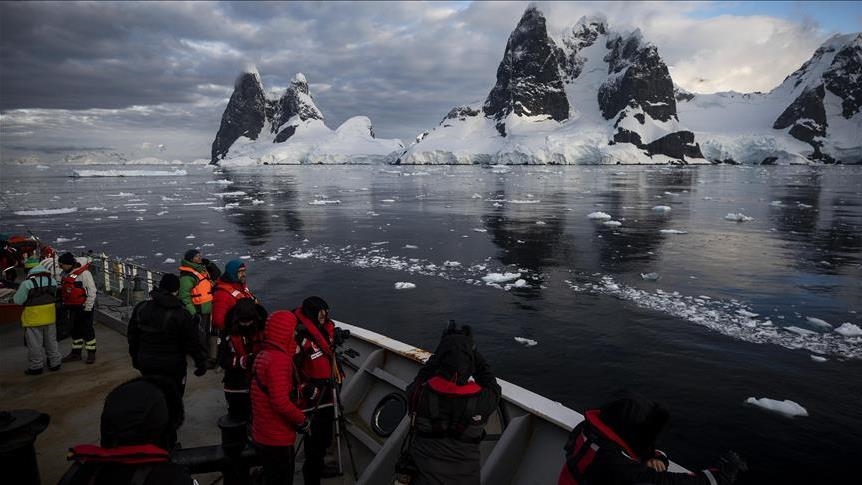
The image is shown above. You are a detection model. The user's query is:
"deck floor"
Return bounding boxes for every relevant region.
[0,301,351,484]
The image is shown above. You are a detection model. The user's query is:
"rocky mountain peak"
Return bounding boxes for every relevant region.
[271,72,325,142]
[482,5,569,136]
[211,71,267,164]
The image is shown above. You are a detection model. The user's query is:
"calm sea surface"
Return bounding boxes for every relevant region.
[2,163,861,484]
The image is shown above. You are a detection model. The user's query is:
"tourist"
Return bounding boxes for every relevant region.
[178,249,215,367]
[59,252,98,364]
[13,264,62,375]
[218,297,267,421]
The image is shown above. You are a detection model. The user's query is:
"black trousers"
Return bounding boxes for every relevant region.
[225,391,251,422]
[67,305,95,343]
[256,444,295,485]
[303,407,334,485]
[142,371,187,398]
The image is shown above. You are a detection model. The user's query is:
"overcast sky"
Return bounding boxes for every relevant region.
[1,1,860,162]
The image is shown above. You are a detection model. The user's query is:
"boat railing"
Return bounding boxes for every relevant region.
[88,254,164,308]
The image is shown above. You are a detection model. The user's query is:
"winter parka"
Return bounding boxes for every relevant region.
[250,310,307,447]
[13,265,57,327]
[127,289,208,376]
[178,259,212,315]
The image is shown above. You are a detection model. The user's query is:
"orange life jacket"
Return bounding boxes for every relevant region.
[179,265,213,305]
[61,264,91,305]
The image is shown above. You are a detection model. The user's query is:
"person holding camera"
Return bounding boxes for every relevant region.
[293,296,346,485]
[558,390,747,485]
[401,322,502,485]
[251,310,310,485]
[127,274,209,397]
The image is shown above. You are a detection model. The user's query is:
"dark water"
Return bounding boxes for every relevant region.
[3,163,861,484]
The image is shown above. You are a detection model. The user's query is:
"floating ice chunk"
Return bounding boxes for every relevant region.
[536,221,546,225]
[370,241,389,246]
[514,337,538,347]
[805,317,832,329]
[73,169,186,177]
[784,326,816,336]
[206,179,233,185]
[745,397,808,418]
[737,309,759,318]
[394,282,416,290]
[797,203,812,209]
[290,251,314,259]
[156,211,168,216]
[640,272,660,281]
[163,258,176,263]
[482,272,521,283]
[505,279,528,290]
[652,205,671,212]
[185,234,196,239]
[381,199,396,203]
[14,207,78,216]
[56,237,76,243]
[309,199,341,205]
[588,211,612,220]
[810,354,827,363]
[770,200,783,207]
[251,199,265,205]
[603,220,622,227]
[659,229,688,234]
[214,191,246,197]
[85,207,107,211]
[473,228,488,232]
[404,245,418,249]
[239,255,251,260]
[834,323,862,337]
[444,261,461,267]
[471,193,482,199]
[725,213,754,222]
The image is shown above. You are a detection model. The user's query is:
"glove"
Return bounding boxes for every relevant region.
[194,366,207,377]
[295,418,311,435]
[717,451,748,483]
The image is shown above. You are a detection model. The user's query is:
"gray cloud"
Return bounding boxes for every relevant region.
[0,1,849,161]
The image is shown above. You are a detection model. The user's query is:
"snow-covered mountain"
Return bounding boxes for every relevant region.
[397,6,861,165]
[211,70,402,165]
[677,33,861,164]
[397,7,705,165]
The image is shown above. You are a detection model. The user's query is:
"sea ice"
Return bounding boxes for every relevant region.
[725,213,755,222]
[810,355,828,362]
[14,207,78,216]
[588,212,612,220]
[805,317,832,329]
[482,272,521,283]
[652,205,671,212]
[163,258,176,263]
[308,199,341,205]
[394,282,416,290]
[603,220,622,227]
[514,337,538,347]
[834,323,862,337]
[745,397,808,418]
[659,229,688,234]
[640,272,660,281]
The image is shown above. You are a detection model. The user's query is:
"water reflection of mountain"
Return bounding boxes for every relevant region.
[590,169,697,273]
[768,171,861,273]
[216,169,304,246]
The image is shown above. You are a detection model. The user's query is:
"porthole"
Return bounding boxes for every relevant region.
[371,392,407,437]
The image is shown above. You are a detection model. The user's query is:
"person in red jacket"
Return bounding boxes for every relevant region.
[212,260,256,334]
[250,310,310,485]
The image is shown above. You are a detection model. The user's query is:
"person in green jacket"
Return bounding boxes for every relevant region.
[14,264,62,375]
[178,249,216,367]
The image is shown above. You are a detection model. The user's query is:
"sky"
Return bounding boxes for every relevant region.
[1,0,860,163]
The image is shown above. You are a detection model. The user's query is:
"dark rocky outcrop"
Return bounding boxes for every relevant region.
[211,72,267,164]
[559,16,606,82]
[598,33,677,122]
[774,85,827,156]
[443,105,480,123]
[483,5,569,136]
[645,131,703,160]
[823,34,862,119]
[271,74,324,140]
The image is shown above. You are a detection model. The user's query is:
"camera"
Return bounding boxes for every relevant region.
[333,327,350,346]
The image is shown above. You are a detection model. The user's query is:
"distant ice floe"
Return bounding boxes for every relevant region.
[394,282,416,290]
[659,229,688,234]
[514,337,538,347]
[55,237,76,243]
[163,258,176,264]
[72,169,187,177]
[835,323,862,337]
[745,397,808,418]
[810,354,828,362]
[215,191,246,197]
[652,205,672,212]
[640,272,660,281]
[308,199,341,205]
[481,272,521,284]
[565,275,862,360]
[725,213,754,222]
[603,220,622,227]
[14,207,78,216]
[588,211,612,220]
[206,179,234,185]
[806,317,832,329]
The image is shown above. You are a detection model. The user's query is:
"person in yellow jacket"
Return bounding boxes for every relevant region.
[13,264,62,375]
[178,249,216,368]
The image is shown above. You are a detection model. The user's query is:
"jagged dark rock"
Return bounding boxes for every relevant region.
[272,74,324,139]
[559,17,606,82]
[443,105,480,122]
[483,5,569,132]
[645,131,703,160]
[211,72,267,164]
[674,87,695,102]
[774,84,827,155]
[599,33,677,122]
[823,34,862,118]
[274,125,297,143]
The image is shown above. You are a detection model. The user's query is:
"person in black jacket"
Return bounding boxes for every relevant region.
[404,322,502,485]
[58,376,193,485]
[558,390,747,485]
[127,274,208,396]
[218,297,267,422]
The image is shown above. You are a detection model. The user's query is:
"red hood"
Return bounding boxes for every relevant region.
[263,310,298,352]
[584,409,640,461]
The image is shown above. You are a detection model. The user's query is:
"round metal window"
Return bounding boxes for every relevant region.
[371,393,407,437]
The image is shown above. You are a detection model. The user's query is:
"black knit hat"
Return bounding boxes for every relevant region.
[183,249,201,262]
[58,252,76,265]
[159,273,180,293]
